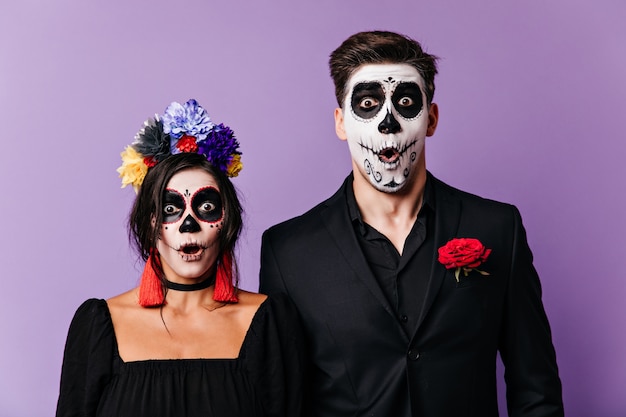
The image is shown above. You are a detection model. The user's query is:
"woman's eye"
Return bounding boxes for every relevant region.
[359,97,379,110]
[163,204,180,215]
[198,201,216,214]
[398,97,414,107]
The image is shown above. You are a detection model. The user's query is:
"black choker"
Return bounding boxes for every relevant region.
[166,276,215,292]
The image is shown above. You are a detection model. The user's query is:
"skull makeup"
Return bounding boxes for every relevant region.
[157,168,223,282]
[337,64,435,192]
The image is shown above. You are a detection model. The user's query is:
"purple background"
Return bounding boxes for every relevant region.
[1,1,624,416]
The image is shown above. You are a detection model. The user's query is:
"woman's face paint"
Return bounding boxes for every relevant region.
[156,168,223,283]
[340,63,431,193]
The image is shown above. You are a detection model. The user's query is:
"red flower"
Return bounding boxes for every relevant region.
[176,135,199,153]
[143,156,158,168]
[438,238,491,282]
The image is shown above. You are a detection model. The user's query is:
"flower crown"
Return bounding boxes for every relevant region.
[117,99,242,192]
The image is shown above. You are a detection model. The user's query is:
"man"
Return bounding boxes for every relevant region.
[259,31,563,416]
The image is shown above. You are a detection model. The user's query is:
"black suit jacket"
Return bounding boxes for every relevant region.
[260,173,563,417]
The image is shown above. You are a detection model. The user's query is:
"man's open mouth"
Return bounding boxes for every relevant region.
[378,147,400,163]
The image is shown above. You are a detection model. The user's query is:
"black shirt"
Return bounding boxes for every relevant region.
[346,177,436,337]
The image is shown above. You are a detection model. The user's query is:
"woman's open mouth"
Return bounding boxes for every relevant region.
[178,243,205,261]
[181,244,202,255]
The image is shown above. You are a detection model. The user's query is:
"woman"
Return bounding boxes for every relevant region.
[56,99,304,417]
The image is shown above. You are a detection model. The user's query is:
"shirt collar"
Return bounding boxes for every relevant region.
[346,172,435,231]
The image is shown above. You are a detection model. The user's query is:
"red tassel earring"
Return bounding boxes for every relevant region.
[213,251,238,303]
[138,250,165,307]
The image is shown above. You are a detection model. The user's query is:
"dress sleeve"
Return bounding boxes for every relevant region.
[245,294,307,417]
[56,299,115,417]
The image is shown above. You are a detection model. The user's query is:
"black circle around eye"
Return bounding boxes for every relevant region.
[162,190,186,223]
[351,82,385,120]
[192,188,223,223]
[391,82,423,119]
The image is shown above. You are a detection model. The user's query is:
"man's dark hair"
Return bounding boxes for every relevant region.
[329,30,439,107]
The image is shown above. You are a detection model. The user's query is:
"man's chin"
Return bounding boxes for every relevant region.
[371,179,407,193]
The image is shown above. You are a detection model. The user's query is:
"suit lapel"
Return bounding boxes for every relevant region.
[319,174,464,339]
[320,177,397,320]
[414,175,462,333]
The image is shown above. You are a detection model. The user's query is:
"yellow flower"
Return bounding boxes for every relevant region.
[226,154,243,177]
[117,146,148,193]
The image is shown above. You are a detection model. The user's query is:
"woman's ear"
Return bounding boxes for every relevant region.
[151,214,159,234]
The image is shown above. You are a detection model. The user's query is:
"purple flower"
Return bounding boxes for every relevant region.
[161,99,214,141]
[197,123,241,172]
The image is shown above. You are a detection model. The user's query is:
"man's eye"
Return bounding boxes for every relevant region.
[198,201,216,214]
[164,204,180,215]
[359,97,379,110]
[398,97,414,107]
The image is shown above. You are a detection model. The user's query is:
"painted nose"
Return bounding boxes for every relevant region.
[179,214,201,233]
[378,111,401,134]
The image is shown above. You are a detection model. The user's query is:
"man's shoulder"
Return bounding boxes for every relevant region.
[263,176,349,238]
[430,173,522,229]
[264,202,326,235]
[431,173,516,210]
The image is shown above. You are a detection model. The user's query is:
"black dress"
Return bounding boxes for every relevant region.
[56,294,305,417]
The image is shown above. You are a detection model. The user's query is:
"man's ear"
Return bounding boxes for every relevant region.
[334,108,347,141]
[426,102,439,137]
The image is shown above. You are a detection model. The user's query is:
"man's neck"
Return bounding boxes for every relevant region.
[352,165,427,254]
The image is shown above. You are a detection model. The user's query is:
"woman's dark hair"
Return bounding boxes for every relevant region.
[128,152,243,287]
[329,30,439,107]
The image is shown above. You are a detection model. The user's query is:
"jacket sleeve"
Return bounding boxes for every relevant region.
[56,299,114,417]
[259,229,289,296]
[500,207,564,417]
[244,294,307,417]
[259,229,314,416]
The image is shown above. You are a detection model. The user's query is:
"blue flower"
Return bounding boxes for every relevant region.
[161,99,214,141]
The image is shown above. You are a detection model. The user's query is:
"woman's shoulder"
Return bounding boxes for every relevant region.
[105,288,144,320]
[64,298,116,353]
[232,290,269,330]
[238,291,301,337]
[71,298,110,324]
[238,290,298,318]
[236,289,268,307]
[105,288,145,324]
[106,287,139,308]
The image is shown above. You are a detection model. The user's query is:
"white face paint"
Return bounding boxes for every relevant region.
[341,64,430,192]
[157,168,223,283]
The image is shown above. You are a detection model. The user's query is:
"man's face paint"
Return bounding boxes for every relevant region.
[156,168,223,282]
[342,64,430,192]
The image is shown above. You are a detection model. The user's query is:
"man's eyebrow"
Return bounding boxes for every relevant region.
[353,81,381,90]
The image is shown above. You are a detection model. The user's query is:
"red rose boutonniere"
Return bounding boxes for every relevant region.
[438,238,492,282]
